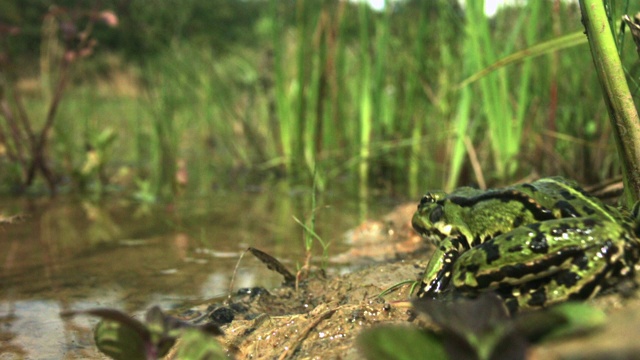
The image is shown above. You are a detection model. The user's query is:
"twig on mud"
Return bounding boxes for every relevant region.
[229,247,297,303]
[278,307,337,360]
[227,248,249,303]
[248,247,297,286]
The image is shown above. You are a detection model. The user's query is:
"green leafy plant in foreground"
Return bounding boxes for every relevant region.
[357,294,606,360]
[61,306,225,360]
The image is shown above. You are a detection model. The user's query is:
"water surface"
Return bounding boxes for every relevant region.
[0,185,400,359]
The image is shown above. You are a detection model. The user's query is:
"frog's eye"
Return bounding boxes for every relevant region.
[420,194,436,206]
[429,205,444,223]
[420,191,446,206]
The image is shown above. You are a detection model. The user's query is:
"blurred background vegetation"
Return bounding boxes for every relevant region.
[0,0,638,200]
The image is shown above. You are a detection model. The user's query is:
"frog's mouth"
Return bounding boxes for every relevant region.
[412,213,453,238]
[436,223,453,236]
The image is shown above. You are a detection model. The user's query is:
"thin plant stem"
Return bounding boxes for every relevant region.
[579,0,640,205]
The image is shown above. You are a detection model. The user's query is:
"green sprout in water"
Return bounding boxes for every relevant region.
[292,167,331,282]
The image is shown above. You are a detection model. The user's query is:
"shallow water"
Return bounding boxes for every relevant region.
[0,185,400,359]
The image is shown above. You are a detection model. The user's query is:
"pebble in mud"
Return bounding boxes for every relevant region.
[209,306,235,324]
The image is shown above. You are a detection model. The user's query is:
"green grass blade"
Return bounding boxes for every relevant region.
[458,31,587,89]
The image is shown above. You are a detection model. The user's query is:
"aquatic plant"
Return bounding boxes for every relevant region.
[61,306,225,360]
[357,294,606,360]
[0,5,117,194]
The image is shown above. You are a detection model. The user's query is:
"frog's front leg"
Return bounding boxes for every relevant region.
[451,217,632,309]
[418,235,468,297]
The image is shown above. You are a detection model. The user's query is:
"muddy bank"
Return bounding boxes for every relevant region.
[168,203,640,359]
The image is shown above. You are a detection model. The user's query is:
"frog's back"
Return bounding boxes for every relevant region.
[518,177,622,221]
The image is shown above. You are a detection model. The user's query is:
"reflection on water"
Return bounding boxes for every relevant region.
[0,185,397,359]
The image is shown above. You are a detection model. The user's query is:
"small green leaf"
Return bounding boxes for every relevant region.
[94,320,147,360]
[357,326,448,360]
[62,306,224,359]
[413,294,510,336]
[146,306,168,339]
[174,329,228,360]
[515,302,606,343]
[412,294,528,360]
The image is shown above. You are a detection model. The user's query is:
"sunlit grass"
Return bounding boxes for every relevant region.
[2,0,636,197]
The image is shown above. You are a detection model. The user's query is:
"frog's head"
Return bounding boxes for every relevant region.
[412,190,463,239]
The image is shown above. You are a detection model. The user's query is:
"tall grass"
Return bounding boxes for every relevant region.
[461,0,532,181]
[356,1,373,209]
[2,0,635,197]
[271,0,294,173]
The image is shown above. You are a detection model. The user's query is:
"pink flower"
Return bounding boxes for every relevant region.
[99,11,118,27]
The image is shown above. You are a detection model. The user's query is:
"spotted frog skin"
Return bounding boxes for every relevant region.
[412,176,640,312]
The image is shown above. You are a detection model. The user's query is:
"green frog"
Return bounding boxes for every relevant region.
[412,176,640,312]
